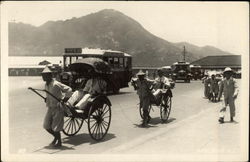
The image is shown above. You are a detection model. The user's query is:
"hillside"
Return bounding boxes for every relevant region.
[174,42,233,59]
[9,9,233,66]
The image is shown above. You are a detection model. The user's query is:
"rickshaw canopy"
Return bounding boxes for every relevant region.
[69,57,111,74]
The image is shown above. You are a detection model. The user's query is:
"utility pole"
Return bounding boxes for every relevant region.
[183,46,186,62]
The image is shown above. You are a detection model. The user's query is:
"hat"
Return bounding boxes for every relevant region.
[136,70,145,76]
[41,66,52,74]
[223,67,233,73]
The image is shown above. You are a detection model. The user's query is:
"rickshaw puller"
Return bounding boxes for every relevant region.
[132,70,155,127]
[42,67,72,147]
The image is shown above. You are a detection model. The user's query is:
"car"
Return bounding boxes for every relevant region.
[190,64,203,80]
[171,61,192,83]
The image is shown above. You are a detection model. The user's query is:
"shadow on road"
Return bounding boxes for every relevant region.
[32,144,75,154]
[62,133,116,146]
[220,121,239,124]
[89,133,116,145]
[150,117,176,125]
[133,123,158,128]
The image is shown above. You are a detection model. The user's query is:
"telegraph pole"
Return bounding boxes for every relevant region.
[183,46,186,61]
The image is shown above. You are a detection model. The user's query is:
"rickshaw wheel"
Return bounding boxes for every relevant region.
[160,96,172,122]
[88,102,111,141]
[62,116,84,136]
[139,104,151,119]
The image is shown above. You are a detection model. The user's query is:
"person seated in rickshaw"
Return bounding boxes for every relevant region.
[152,69,171,104]
[66,73,107,113]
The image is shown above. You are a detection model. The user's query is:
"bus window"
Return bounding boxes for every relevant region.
[114,57,119,68]
[119,58,124,67]
[124,58,128,68]
[65,57,70,67]
[71,57,77,63]
[106,58,114,67]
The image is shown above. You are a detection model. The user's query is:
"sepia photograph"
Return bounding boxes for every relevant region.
[1,1,249,161]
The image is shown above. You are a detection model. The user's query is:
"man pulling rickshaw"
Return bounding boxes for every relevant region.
[131,69,173,127]
[41,67,72,147]
[29,58,112,147]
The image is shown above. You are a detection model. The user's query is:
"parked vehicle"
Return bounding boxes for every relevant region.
[60,48,132,93]
[171,61,192,83]
[190,64,203,80]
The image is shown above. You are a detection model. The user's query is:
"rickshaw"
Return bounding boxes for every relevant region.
[132,75,173,123]
[28,57,112,141]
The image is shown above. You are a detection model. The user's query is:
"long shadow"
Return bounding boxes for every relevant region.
[33,144,75,153]
[149,117,176,125]
[221,121,239,124]
[62,133,116,146]
[133,123,158,129]
[33,133,116,153]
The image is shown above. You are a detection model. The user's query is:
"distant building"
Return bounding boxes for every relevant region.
[8,56,62,76]
[191,55,241,73]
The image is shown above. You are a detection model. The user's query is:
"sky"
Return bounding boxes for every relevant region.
[2,1,249,55]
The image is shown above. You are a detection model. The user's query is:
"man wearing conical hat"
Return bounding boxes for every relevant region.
[41,66,72,147]
[218,67,239,123]
[131,70,155,127]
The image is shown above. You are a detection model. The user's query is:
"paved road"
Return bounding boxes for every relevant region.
[8,77,222,154]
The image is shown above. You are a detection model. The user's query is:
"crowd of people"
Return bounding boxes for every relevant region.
[202,67,239,124]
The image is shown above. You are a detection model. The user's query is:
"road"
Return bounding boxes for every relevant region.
[8,77,228,154]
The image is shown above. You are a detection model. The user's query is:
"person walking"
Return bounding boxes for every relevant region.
[209,73,219,102]
[41,66,72,147]
[202,73,210,98]
[218,67,239,123]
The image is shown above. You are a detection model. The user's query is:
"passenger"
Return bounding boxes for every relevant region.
[152,69,171,103]
[218,67,239,123]
[67,73,107,111]
[66,76,87,109]
[41,66,72,147]
[131,70,155,127]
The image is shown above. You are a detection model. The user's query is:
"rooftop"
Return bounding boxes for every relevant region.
[191,55,241,66]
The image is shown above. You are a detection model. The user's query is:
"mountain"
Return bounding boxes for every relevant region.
[174,42,234,59]
[8,9,234,66]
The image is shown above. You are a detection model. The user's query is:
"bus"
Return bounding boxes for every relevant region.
[61,48,132,93]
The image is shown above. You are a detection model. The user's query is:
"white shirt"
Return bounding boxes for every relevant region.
[154,76,170,89]
[45,79,72,108]
[83,78,107,95]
